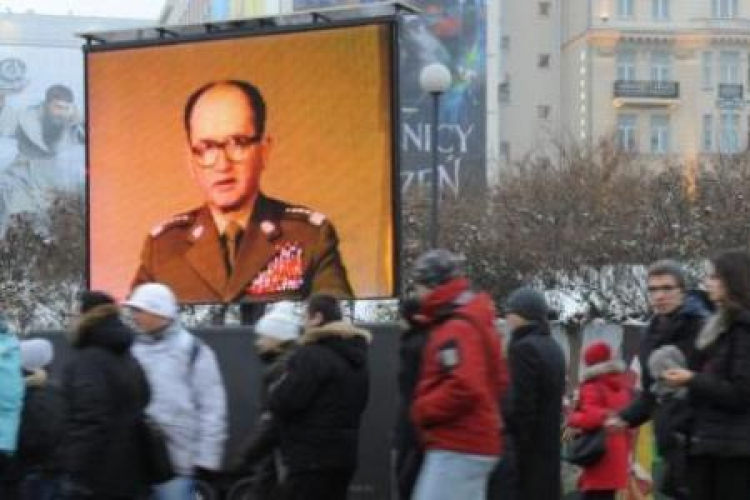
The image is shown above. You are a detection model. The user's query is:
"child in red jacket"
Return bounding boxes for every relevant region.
[568,342,633,500]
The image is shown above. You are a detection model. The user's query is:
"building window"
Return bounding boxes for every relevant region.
[720,112,740,153]
[653,0,670,20]
[617,114,638,151]
[537,105,551,119]
[539,2,551,16]
[617,0,634,18]
[650,115,670,154]
[650,50,672,81]
[539,54,551,68]
[713,0,738,18]
[720,51,741,84]
[703,52,713,88]
[616,50,637,81]
[703,114,714,152]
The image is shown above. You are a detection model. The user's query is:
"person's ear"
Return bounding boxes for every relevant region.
[311,311,323,327]
[260,134,272,170]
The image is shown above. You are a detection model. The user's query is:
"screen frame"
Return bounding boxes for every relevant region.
[83,17,402,304]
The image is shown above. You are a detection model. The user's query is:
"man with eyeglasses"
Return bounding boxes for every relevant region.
[131,80,352,303]
[606,260,710,499]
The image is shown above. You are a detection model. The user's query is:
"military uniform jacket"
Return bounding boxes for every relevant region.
[132,194,353,302]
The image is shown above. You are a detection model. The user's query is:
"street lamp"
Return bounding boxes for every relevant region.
[419,62,452,248]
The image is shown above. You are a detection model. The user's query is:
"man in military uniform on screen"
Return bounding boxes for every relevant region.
[131,80,353,303]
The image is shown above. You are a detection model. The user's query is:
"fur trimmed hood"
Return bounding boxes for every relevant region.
[696,309,731,350]
[697,308,750,350]
[300,320,371,368]
[582,359,626,382]
[68,303,134,352]
[300,320,372,345]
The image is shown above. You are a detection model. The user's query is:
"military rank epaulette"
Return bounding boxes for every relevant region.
[150,212,194,237]
[284,206,326,226]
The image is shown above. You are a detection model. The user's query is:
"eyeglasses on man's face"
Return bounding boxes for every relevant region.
[647,285,680,294]
[190,134,262,168]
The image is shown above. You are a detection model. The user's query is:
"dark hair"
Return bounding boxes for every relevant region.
[183,80,266,139]
[307,294,343,324]
[77,290,115,314]
[647,259,687,290]
[45,84,74,103]
[711,249,750,311]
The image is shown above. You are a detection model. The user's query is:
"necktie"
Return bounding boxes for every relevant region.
[224,221,243,273]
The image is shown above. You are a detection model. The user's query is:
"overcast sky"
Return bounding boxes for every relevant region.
[0,0,165,19]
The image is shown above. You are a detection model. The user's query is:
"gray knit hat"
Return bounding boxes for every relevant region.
[504,287,548,323]
[412,249,465,288]
[254,301,302,342]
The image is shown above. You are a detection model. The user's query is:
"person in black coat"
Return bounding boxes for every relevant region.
[58,291,151,500]
[15,339,66,500]
[393,297,429,500]
[609,260,710,499]
[269,294,370,500]
[233,302,301,500]
[502,288,566,500]
[663,250,750,500]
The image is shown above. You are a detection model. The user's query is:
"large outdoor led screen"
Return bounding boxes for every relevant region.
[87,22,396,303]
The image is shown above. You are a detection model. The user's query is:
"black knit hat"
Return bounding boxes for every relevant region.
[412,249,464,288]
[504,287,548,323]
[78,290,116,314]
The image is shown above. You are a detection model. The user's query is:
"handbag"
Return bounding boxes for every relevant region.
[137,416,175,485]
[564,427,606,466]
[564,383,608,467]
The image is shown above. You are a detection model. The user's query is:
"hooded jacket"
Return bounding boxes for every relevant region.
[16,368,66,475]
[686,308,750,457]
[59,304,150,496]
[269,320,370,473]
[568,359,632,491]
[411,278,509,456]
[131,321,228,474]
[620,292,710,448]
[0,317,23,455]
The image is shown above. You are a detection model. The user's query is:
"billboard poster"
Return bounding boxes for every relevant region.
[0,14,147,331]
[294,0,487,196]
[87,23,396,304]
[0,43,86,330]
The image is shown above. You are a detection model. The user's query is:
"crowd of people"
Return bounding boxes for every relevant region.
[1,247,750,500]
[393,249,750,500]
[0,284,370,500]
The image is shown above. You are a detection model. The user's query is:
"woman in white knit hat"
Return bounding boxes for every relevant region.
[234,301,302,500]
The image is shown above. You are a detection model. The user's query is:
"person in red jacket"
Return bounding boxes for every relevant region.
[409,249,509,500]
[568,341,633,500]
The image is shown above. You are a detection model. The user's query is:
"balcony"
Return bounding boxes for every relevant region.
[717,83,745,109]
[719,83,743,99]
[613,80,680,107]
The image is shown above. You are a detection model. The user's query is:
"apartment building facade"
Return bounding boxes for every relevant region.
[501,0,750,166]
